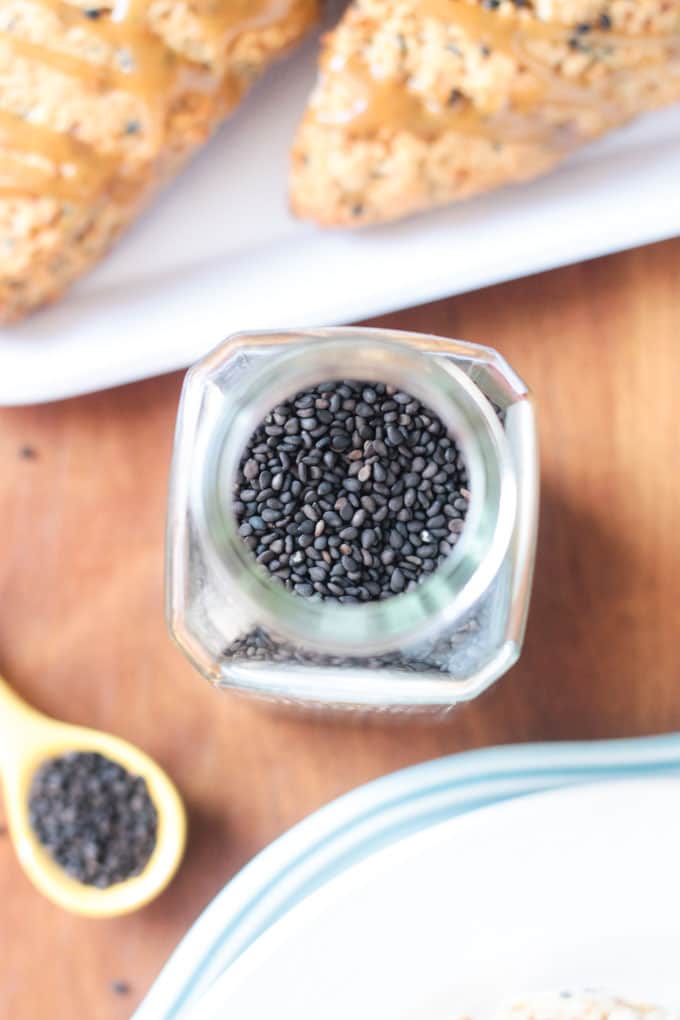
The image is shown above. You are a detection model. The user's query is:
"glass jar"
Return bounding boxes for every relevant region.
[166,327,538,711]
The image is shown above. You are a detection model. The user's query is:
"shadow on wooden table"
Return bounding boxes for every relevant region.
[252,477,661,747]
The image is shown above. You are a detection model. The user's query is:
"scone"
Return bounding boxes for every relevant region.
[0,0,318,321]
[290,0,680,226]
[498,991,679,1020]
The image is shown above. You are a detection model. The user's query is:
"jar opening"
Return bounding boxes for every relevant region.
[196,334,516,656]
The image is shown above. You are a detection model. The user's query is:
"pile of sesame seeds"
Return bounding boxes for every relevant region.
[29,751,158,888]
[234,380,470,602]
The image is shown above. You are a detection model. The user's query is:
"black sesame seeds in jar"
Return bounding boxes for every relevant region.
[167,328,539,711]
[235,380,471,603]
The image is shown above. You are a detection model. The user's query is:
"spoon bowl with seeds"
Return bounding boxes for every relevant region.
[0,674,186,918]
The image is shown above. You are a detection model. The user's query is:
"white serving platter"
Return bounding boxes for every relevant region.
[2,21,680,405]
[132,736,680,1020]
[188,778,680,1020]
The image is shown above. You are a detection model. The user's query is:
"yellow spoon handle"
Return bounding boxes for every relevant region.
[0,675,49,776]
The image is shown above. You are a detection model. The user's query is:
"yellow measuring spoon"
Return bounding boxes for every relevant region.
[0,674,186,918]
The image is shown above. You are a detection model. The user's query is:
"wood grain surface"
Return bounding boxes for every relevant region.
[1,237,680,1018]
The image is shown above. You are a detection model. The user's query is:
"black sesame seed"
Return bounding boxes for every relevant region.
[339,501,354,523]
[361,528,376,549]
[390,568,406,593]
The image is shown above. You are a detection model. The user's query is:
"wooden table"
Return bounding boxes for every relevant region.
[1,238,680,1018]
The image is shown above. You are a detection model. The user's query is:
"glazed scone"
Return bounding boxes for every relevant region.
[0,0,318,321]
[498,991,680,1020]
[290,0,680,226]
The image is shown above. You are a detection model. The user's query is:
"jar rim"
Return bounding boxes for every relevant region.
[194,330,517,656]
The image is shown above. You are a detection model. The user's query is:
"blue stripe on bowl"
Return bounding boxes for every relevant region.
[133,734,680,1020]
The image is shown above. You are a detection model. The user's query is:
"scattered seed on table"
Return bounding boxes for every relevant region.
[234,380,471,603]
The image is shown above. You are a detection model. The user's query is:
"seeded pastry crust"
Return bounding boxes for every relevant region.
[290,0,680,226]
[498,992,680,1020]
[0,0,317,321]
